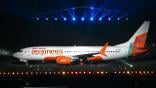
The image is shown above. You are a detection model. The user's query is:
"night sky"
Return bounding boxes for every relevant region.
[0,0,155,51]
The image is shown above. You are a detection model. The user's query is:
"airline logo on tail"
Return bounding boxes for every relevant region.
[128,21,150,56]
[131,32,148,56]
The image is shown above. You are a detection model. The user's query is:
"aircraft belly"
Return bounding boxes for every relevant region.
[104,52,128,60]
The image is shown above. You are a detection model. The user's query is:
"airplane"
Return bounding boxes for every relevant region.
[13,21,150,65]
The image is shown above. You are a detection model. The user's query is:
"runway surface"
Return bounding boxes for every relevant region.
[0,54,156,72]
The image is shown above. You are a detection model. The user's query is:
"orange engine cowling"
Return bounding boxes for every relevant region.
[56,56,71,65]
[44,56,56,62]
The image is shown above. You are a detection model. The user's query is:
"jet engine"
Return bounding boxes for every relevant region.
[56,56,71,65]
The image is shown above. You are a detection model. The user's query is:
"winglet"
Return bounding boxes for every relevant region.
[99,42,109,56]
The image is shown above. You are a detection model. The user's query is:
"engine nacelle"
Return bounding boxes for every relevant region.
[56,56,71,65]
[44,56,56,62]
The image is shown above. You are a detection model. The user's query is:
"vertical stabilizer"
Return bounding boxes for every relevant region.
[127,21,150,48]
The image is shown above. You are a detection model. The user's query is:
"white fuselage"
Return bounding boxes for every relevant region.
[13,46,129,62]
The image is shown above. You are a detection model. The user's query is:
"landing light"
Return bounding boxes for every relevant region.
[117,17,120,20]
[63,17,67,21]
[108,17,111,21]
[45,18,48,20]
[54,17,58,21]
[81,17,84,21]
[99,17,102,21]
[72,17,76,21]
[36,18,39,20]
[90,7,94,10]
[90,17,94,21]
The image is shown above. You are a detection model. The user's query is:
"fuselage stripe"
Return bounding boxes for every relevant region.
[128,43,133,57]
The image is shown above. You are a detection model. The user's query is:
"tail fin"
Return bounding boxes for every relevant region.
[127,21,150,48]
[127,21,150,56]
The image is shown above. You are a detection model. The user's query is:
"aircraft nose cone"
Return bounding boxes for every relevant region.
[13,52,19,58]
